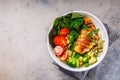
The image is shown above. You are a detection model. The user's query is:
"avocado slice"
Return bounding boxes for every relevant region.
[89,56,98,65]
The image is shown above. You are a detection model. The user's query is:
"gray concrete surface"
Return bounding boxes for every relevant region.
[0,0,120,80]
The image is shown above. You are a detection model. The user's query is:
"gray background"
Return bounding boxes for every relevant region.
[0,0,120,80]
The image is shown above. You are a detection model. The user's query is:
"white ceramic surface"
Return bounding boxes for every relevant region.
[47,11,109,72]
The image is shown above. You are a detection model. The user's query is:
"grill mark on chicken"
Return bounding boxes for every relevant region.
[74,23,96,54]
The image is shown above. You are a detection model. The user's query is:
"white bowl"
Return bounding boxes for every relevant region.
[47,11,109,72]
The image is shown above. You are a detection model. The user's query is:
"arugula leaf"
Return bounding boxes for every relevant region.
[88,29,99,38]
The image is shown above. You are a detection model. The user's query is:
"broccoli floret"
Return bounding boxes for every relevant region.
[66,52,82,68]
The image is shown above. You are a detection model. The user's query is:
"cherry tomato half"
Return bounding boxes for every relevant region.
[59,52,68,61]
[53,36,67,47]
[60,28,70,36]
[54,46,64,56]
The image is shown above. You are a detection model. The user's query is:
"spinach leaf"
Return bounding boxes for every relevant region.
[53,16,63,28]
[60,13,72,28]
[69,18,84,30]
[71,13,83,20]
[53,16,63,35]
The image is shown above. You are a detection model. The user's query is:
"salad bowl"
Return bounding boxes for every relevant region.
[47,11,109,72]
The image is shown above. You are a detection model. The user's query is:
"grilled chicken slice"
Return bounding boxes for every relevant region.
[74,23,97,54]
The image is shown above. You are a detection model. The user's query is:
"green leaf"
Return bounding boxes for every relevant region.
[49,28,57,48]
[88,29,99,38]
[53,18,59,28]
[53,16,63,28]
[52,16,63,35]
[70,18,84,30]
[67,30,79,44]
[71,13,83,20]
[60,13,72,28]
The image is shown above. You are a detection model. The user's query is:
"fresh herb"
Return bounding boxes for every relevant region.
[88,29,99,38]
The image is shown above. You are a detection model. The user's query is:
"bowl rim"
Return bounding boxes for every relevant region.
[47,10,109,72]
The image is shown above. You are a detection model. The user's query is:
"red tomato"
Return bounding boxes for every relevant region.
[59,52,68,61]
[54,46,64,56]
[60,28,70,36]
[53,36,67,47]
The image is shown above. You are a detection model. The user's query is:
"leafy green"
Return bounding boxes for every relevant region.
[67,30,79,44]
[69,18,84,30]
[52,13,72,35]
[53,16,63,35]
[67,30,79,52]
[60,13,72,28]
[49,28,57,48]
[71,13,83,20]
[88,29,99,38]
[52,13,84,36]
[53,16,63,28]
